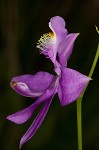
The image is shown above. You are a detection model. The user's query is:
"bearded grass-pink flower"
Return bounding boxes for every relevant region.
[7,16,91,148]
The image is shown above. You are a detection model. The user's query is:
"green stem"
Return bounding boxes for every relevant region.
[88,43,99,77]
[77,97,82,150]
[76,41,99,150]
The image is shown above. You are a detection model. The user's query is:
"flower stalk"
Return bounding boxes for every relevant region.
[77,27,99,150]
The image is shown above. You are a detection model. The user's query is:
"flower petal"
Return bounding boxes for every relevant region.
[48,16,67,64]
[37,16,67,65]
[19,100,51,148]
[6,104,36,124]
[58,68,91,106]
[7,86,56,124]
[19,87,56,148]
[58,33,79,66]
[49,16,68,45]
[10,71,55,98]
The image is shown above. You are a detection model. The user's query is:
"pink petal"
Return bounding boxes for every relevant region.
[49,16,67,64]
[58,33,79,66]
[19,87,56,148]
[10,71,55,98]
[58,68,91,106]
[19,100,52,149]
[7,86,56,124]
[6,104,36,124]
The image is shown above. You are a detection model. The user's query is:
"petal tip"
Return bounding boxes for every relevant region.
[49,16,66,31]
[6,114,23,124]
[6,116,10,120]
[6,115,18,124]
[6,115,13,122]
[19,141,23,149]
